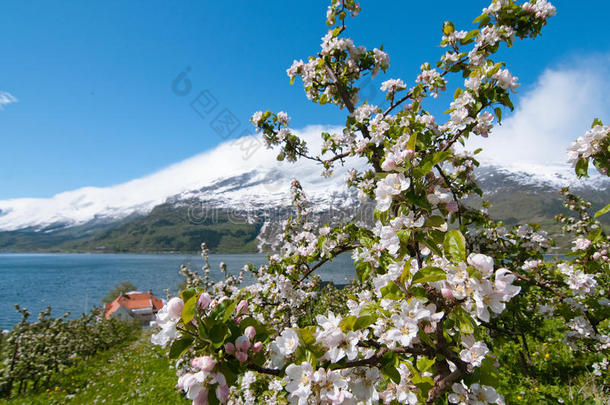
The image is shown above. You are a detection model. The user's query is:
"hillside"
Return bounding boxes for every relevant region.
[0,139,608,254]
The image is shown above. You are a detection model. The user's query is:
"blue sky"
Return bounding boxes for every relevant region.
[0,0,609,199]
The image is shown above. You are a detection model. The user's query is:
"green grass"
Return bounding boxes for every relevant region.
[1,330,188,405]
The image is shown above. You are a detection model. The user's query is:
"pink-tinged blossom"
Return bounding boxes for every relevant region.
[572,237,591,251]
[276,111,290,126]
[493,69,519,91]
[224,342,235,355]
[250,111,264,126]
[372,48,390,76]
[197,292,211,309]
[494,269,521,301]
[192,356,216,372]
[459,338,489,368]
[215,383,230,404]
[427,186,453,205]
[380,78,406,93]
[522,259,542,271]
[235,299,248,315]
[353,103,378,122]
[567,124,609,165]
[235,351,248,362]
[167,297,184,320]
[350,367,381,403]
[150,319,178,347]
[252,341,263,352]
[244,326,256,340]
[522,0,556,19]
[193,388,209,405]
[449,381,505,404]
[474,111,494,137]
[235,335,251,352]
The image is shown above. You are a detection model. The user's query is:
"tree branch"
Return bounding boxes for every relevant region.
[435,164,463,227]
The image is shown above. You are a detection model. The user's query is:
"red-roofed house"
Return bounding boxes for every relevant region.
[104,291,164,324]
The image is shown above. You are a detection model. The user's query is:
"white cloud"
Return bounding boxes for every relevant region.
[468,55,610,166]
[0,91,18,109]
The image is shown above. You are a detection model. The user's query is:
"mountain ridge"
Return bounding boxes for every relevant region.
[0,129,608,253]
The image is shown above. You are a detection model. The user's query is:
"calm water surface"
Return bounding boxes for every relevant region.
[0,253,355,329]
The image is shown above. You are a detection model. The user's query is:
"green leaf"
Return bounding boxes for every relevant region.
[444,229,466,264]
[299,326,317,346]
[222,300,238,322]
[339,316,357,332]
[473,13,490,26]
[180,288,198,302]
[442,21,455,36]
[588,228,602,244]
[479,357,499,386]
[454,308,475,334]
[218,362,239,386]
[494,107,502,123]
[169,335,193,359]
[209,323,229,345]
[399,261,412,284]
[208,387,220,405]
[383,364,401,384]
[358,302,378,318]
[416,356,436,373]
[407,132,417,151]
[356,261,372,282]
[417,329,436,349]
[594,203,610,219]
[181,295,198,325]
[411,266,446,284]
[575,158,589,178]
[381,281,404,299]
[397,229,411,243]
[412,151,452,178]
[460,29,479,45]
[424,215,445,228]
[354,315,376,330]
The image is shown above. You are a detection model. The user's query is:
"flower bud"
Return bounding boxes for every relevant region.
[224,342,235,355]
[166,297,184,321]
[235,351,248,362]
[244,326,256,340]
[252,341,263,352]
[235,335,251,352]
[236,299,249,315]
[197,292,212,309]
[441,287,454,299]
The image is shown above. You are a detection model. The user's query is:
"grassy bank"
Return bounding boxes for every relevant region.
[0,330,187,405]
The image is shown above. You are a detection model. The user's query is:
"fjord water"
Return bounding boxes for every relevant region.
[0,253,356,330]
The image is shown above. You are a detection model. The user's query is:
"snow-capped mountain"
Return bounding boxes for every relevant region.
[0,126,359,232]
[0,126,608,252]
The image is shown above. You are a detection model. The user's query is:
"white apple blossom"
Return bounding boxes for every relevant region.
[460,338,489,368]
[285,362,314,405]
[374,173,410,212]
[493,69,519,91]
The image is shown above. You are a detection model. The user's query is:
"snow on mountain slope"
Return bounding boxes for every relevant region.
[0,125,607,232]
[477,161,610,191]
[0,126,355,231]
